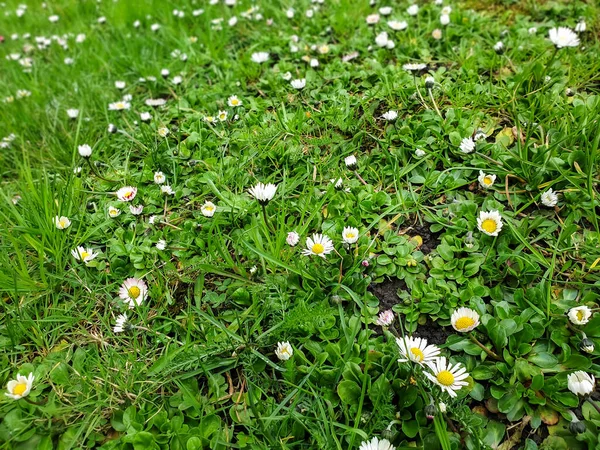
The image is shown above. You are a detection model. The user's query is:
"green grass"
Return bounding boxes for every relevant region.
[1,0,600,449]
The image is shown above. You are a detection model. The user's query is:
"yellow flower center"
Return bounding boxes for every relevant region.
[577,310,585,321]
[117,102,124,108]
[80,251,89,260]
[128,286,141,299]
[481,219,497,233]
[205,205,214,211]
[12,382,28,396]
[437,370,455,386]
[311,243,325,254]
[410,347,424,362]
[455,317,475,330]
[59,220,67,227]
[483,177,493,185]
[231,99,239,105]
[345,233,355,239]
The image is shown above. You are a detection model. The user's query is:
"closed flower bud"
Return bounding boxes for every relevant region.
[581,337,594,353]
[569,420,586,435]
[425,76,435,89]
[424,404,436,419]
[566,88,575,97]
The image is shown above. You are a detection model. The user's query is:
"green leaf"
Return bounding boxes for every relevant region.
[482,421,505,448]
[337,380,362,404]
[402,420,419,438]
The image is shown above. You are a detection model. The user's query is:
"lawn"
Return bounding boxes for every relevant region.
[1,0,600,449]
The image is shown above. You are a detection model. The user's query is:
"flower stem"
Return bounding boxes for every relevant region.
[85,158,117,183]
[354,170,368,185]
[23,396,47,406]
[428,88,443,119]
[469,333,503,361]
[261,204,275,234]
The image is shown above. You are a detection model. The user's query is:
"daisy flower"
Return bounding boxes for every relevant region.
[217,110,228,121]
[366,14,380,25]
[344,155,357,170]
[301,234,334,258]
[158,127,169,137]
[78,144,92,157]
[376,310,394,327]
[415,149,426,158]
[548,27,579,48]
[115,81,126,89]
[161,185,174,195]
[251,52,269,63]
[129,205,144,215]
[567,371,595,396]
[403,63,427,72]
[388,20,408,31]
[201,201,217,217]
[342,226,359,244]
[478,171,496,189]
[424,357,469,398]
[108,101,131,111]
[275,342,293,361]
[145,98,167,107]
[108,206,121,218]
[140,112,152,122]
[154,171,166,184]
[116,186,137,202]
[156,239,166,250]
[67,108,80,119]
[541,188,558,207]
[459,137,475,153]
[54,216,71,230]
[381,110,398,121]
[568,306,592,325]
[118,278,148,308]
[359,437,395,450]
[451,307,480,332]
[5,373,34,400]
[396,336,441,364]
[71,246,99,264]
[286,231,300,246]
[113,313,128,333]
[248,182,277,205]
[406,4,419,15]
[291,78,306,89]
[228,95,242,107]
[477,210,503,236]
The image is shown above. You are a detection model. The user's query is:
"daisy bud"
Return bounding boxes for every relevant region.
[344,155,357,170]
[425,76,435,89]
[581,336,594,354]
[361,260,370,267]
[566,88,575,97]
[493,41,504,54]
[569,420,586,435]
[161,69,170,78]
[425,404,436,419]
[78,144,92,157]
[108,123,117,133]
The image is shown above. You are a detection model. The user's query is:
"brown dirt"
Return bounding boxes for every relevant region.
[368,277,406,310]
